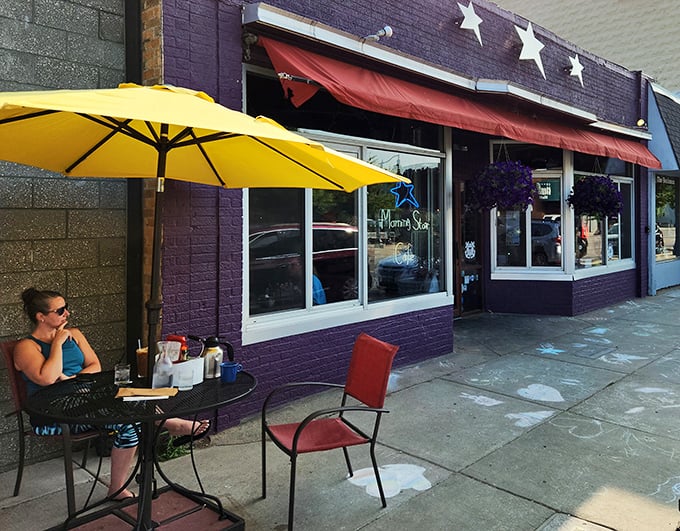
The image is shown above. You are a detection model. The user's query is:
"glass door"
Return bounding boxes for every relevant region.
[454,180,483,316]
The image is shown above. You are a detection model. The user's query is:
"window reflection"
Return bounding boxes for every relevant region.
[367,149,443,301]
[249,189,305,314]
[656,176,678,262]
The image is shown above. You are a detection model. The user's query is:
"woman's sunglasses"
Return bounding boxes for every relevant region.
[46,304,68,316]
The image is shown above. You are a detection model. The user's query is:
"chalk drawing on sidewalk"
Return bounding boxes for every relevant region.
[505,410,554,427]
[583,336,613,345]
[649,476,680,503]
[599,353,648,365]
[517,383,565,402]
[560,378,581,386]
[635,387,671,394]
[347,464,431,498]
[550,417,608,439]
[460,392,504,406]
[536,344,565,356]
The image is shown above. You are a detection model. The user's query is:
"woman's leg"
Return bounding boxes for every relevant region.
[108,445,137,498]
[105,423,140,499]
[162,417,210,436]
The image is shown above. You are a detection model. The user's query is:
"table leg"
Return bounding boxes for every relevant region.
[135,420,156,530]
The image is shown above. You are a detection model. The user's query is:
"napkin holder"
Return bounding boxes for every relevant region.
[171,357,203,386]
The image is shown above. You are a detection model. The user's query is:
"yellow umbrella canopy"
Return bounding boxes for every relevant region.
[0,83,407,191]
[0,83,408,379]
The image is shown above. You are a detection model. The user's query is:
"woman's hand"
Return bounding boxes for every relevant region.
[53,325,73,346]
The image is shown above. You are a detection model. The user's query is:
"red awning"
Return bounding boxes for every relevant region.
[260,37,661,169]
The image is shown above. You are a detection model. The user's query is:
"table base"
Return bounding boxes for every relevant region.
[48,487,245,530]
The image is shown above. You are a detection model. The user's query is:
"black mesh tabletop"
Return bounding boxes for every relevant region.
[24,371,256,425]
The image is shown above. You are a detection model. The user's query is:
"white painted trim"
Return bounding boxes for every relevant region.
[651,82,680,105]
[589,120,651,140]
[243,2,648,140]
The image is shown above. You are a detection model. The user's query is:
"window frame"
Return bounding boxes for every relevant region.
[490,145,636,282]
[242,129,452,345]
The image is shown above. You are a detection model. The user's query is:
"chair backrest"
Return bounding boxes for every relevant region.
[1,340,26,413]
[344,332,399,409]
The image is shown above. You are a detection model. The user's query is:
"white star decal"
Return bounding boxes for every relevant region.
[569,54,584,87]
[457,1,483,46]
[515,22,546,79]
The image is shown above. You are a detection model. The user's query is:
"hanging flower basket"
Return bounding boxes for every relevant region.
[466,161,537,211]
[567,175,623,218]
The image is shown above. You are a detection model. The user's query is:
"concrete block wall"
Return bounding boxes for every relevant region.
[0,1,126,472]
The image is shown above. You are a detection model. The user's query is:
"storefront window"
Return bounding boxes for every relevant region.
[656,176,678,262]
[249,189,305,314]
[367,149,443,301]
[574,174,633,268]
[495,172,562,269]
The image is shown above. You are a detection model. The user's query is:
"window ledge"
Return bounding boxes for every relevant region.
[242,292,453,345]
[491,260,636,282]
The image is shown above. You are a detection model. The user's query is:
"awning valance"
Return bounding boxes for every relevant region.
[260,37,661,169]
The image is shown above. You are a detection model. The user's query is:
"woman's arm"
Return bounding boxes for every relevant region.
[71,328,102,374]
[14,337,63,386]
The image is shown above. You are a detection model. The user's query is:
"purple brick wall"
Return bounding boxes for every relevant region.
[161,0,454,428]
[159,0,649,426]
[245,0,641,127]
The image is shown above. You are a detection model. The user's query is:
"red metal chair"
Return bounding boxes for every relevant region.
[1,339,101,517]
[261,332,399,530]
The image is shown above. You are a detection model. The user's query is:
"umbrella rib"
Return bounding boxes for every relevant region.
[0,109,58,124]
[250,137,345,190]
[65,117,134,174]
[187,130,226,186]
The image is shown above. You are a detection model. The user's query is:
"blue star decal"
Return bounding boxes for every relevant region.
[390,182,419,208]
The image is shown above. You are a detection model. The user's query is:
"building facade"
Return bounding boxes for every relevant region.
[493,0,680,296]
[156,0,660,425]
[0,0,665,471]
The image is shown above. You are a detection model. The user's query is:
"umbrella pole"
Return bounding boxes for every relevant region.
[146,127,169,385]
[145,181,164,385]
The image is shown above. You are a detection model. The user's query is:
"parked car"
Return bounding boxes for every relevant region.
[531,220,562,266]
[249,223,360,312]
[497,220,562,266]
[376,246,439,295]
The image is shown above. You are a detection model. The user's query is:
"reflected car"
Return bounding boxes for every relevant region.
[531,220,562,266]
[376,248,438,295]
[249,223,359,311]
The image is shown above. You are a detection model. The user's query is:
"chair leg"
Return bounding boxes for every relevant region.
[342,446,354,477]
[288,454,297,531]
[370,444,387,508]
[261,425,267,499]
[13,415,26,497]
[61,424,77,518]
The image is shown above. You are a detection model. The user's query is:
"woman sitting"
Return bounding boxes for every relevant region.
[14,287,210,500]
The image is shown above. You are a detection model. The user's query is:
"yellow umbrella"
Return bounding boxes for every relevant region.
[0,83,408,377]
[0,83,406,190]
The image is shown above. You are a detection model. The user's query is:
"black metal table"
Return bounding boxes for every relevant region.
[24,370,256,530]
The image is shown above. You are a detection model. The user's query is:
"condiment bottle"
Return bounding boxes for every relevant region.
[202,336,223,379]
[152,352,173,388]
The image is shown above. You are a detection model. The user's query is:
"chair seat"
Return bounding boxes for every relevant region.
[269,418,369,453]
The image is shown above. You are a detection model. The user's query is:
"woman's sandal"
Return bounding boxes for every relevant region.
[170,419,211,448]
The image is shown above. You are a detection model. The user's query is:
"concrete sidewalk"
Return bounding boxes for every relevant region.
[4,288,680,530]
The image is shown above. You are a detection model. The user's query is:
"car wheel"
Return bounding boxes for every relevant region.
[342,277,358,299]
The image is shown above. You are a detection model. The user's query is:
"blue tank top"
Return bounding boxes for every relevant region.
[22,336,85,396]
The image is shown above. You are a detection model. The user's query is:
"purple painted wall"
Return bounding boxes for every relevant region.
[159,1,454,427]
[157,0,651,425]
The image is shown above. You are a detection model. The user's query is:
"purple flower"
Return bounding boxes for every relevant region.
[467,161,537,211]
[567,175,623,218]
